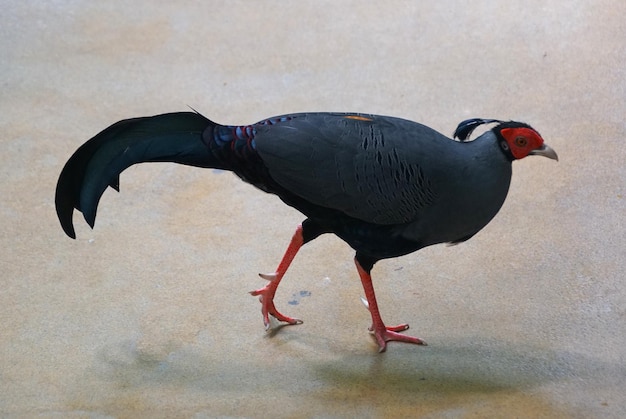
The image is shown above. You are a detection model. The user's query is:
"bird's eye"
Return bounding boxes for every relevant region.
[515,136,528,147]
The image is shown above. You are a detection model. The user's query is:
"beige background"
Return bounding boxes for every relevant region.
[2,1,625,417]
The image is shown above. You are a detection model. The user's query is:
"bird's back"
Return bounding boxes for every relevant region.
[248,113,512,251]
[253,113,454,223]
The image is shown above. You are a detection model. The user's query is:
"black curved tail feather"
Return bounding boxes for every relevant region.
[55,112,216,238]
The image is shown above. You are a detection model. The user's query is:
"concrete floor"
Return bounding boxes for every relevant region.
[2,1,625,417]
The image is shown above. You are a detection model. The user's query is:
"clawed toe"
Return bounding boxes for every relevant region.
[258,272,278,281]
[250,276,302,330]
[373,327,427,352]
[385,323,410,333]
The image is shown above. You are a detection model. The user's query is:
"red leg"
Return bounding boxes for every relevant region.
[250,225,304,329]
[355,258,426,352]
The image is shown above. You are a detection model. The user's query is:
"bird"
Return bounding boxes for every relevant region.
[55,111,558,352]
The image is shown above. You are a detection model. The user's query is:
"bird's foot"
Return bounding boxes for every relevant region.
[360,295,426,351]
[250,272,302,330]
[369,324,427,353]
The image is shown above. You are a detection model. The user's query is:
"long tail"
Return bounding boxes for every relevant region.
[55,111,219,238]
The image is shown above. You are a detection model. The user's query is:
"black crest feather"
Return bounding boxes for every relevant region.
[453,118,503,142]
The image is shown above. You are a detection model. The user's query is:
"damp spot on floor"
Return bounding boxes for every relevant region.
[288,290,311,305]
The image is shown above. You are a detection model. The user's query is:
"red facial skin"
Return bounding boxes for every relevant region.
[499,127,545,159]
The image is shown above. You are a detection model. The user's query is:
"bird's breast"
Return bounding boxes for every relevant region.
[402,154,512,245]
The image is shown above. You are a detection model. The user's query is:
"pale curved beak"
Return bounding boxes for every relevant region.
[529,143,558,161]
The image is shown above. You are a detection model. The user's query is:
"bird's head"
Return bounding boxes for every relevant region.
[454,118,558,161]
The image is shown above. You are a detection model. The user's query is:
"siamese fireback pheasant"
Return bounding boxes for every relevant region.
[55,112,558,352]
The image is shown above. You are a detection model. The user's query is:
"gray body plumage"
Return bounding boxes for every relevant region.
[253,113,512,249]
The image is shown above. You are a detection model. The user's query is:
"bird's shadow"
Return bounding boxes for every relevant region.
[312,339,571,394]
[75,334,620,416]
[305,338,616,416]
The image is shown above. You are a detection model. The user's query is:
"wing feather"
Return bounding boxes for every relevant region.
[253,113,445,224]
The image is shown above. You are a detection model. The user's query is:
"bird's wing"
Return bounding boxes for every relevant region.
[253,113,445,225]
